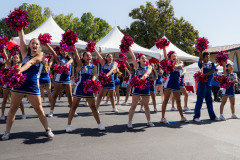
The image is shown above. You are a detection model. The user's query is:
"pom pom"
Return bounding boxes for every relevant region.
[53,46,61,55]
[5,7,29,31]
[215,51,229,66]
[85,40,95,53]
[120,35,134,53]
[92,58,100,66]
[0,66,27,88]
[123,75,129,83]
[193,71,208,83]
[220,76,231,89]
[98,72,112,85]
[60,29,78,52]
[83,79,102,94]
[196,37,209,52]
[146,59,149,66]
[115,60,127,69]
[45,54,52,62]
[159,59,175,72]
[119,52,127,61]
[129,75,148,91]
[9,44,20,56]
[53,64,70,74]
[149,57,159,64]
[167,51,175,59]
[38,33,52,46]
[213,75,222,82]
[6,40,18,50]
[155,38,170,49]
[0,36,9,52]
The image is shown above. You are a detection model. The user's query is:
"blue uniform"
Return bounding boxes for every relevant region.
[180,69,185,87]
[127,73,134,85]
[149,72,155,92]
[114,75,120,86]
[194,61,217,120]
[222,73,236,97]
[11,53,43,95]
[164,66,181,92]
[155,73,163,86]
[73,63,95,99]
[54,57,71,84]
[132,65,150,96]
[101,61,115,89]
[39,64,51,85]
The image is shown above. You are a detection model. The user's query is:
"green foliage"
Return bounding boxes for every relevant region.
[121,0,199,55]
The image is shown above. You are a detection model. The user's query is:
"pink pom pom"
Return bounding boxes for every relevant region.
[0,36,9,52]
[193,71,208,83]
[5,7,29,31]
[53,64,70,74]
[85,40,95,53]
[60,29,78,52]
[123,75,129,83]
[9,44,20,56]
[92,58,100,66]
[159,59,175,72]
[220,76,231,89]
[83,79,102,94]
[215,51,229,66]
[98,73,112,85]
[129,75,148,91]
[45,54,52,62]
[38,33,52,46]
[146,59,149,66]
[213,75,222,82]
[53,46,61,55]
[167,51,175,59]
[196,37,209,52]
[120,35,134,53]
[115,60,127,69]
[155,38,170,49]
[119,52,127,61]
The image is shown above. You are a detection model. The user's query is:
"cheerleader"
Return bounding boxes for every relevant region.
[149,63,158,112]
[66,49,105,132]
[0,49,26,120]
[114,68,122,105]
[219,61,238,120]
[127,49,155,128]
[46,43,73,117]
[2,29,54,140]
[122,62,135,105]
[161,48,188,124]
[95,50,118,113]
[39,55,53,104]
[155,64,164,103]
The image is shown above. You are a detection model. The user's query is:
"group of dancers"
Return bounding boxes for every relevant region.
[0,27,238,140]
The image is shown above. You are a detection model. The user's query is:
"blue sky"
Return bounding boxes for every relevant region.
[1,0,240,47]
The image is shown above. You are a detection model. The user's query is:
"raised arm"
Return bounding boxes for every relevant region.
[151,64,158,80]
[18,29,28,58]
[199,51,203,65]
[181,68,186,77]
[94,49,105,65]
[141,65,153,79]
[2,49,10,67]
[65,57,73,66]
[73,49,82,67]
[46,43,60,63]
[128,49,138,70]
[106,62,118,77]
[19,52,43,73]
[163,47,168,60]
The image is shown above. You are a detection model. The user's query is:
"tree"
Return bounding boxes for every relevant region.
[121,0,199,55]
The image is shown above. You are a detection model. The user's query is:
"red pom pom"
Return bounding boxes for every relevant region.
[38,33,52,46]
[0,36,9,52]
[92,58,100,66]
[215,51,229,66]
[167,51,175,59]
[6,40,18,50]
[98,72,112,85]
[53,46,61,55]
[5,7,29,31]
[129,75,148,91]
[83,79,102,94]
[120,35,134,53]
[53,64,70,74]
[46,54,52,62]
[193,71,208,83]
[220,76,231,89]
[123,75,129,83]
[115,60,127,69]
[149,57,159,64]
[119,52,127,61]
[60,29,78,52]
[9,44,20,56]
[155,38,170,49]
[196,37,209,52]
[213,75,222,82]
[85,40,95,53]
[159,59,175,72]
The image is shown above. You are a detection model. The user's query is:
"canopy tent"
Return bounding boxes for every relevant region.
[150,36,199,62]
[185,62,223,73]
[12,16,87,50]
[96,26,160,59]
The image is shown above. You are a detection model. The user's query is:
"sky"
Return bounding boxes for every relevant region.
[1,0,240,47]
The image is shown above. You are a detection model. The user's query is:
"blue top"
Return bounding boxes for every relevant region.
[59,57,71,76]
[78,63,94,83]
[227,73,237,89]
[102,61,114,82]
[211,74,220,87]
[198,61,216,86]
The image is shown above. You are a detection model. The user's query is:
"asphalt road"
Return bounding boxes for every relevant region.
[0,94,240,160]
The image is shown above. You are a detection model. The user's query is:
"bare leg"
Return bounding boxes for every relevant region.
[45,84,52,104]
[86,99,101,124]
[96,88,108,109]
[128,95,140,122]
[229,97,235,114]
[124,85,131,103]
[1,90,10,116]
[67,97,80,125]
[150,92,157,109]
[161,90,172,118]
[19,102,25,115]
[159,85,164,103]
[142,96,150,121]
[40,85,45,101]
[63,84,73,107]
[50,83,62,111]
[220,96,228,114]
[115,86,120,103]
[173,91,184,118]
[108,89,116,109]
[180,87,188,107]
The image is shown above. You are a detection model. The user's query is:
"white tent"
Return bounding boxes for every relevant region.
[150,36,199,62]
[185,62,223,72]
[96,26,160,59]
[12,16,87,50]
